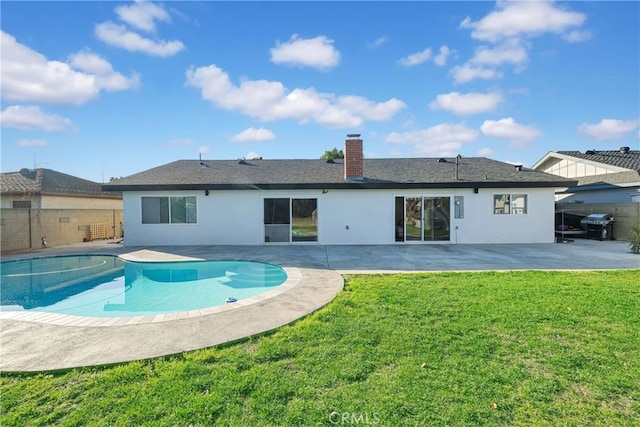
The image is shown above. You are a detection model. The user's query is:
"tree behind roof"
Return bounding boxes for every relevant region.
[320,148,344,160]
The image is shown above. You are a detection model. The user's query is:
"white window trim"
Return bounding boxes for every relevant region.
[140,195,198,225]
[492,193,528,215]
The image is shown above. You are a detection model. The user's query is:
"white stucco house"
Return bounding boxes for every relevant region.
[103,136,576,246]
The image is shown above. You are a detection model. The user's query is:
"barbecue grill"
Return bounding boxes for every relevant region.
[580,213,615,241]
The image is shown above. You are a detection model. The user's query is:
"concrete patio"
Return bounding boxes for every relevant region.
[1,239,638,372]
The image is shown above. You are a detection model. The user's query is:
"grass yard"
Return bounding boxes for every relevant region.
[2,270,639,426]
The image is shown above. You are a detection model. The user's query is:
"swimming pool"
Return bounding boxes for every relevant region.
[0,255,288,318]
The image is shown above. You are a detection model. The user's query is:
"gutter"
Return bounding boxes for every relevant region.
[102,180,578,192]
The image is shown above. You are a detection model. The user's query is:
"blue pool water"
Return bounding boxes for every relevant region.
[0,255,287,318]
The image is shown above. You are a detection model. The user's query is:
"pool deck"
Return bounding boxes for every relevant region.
[1,239,638,372]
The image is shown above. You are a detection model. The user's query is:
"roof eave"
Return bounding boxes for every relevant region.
[103,180,577,192]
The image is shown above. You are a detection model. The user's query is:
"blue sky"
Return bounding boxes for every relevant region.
[1,1,638,182]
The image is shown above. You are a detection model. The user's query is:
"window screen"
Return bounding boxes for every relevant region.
[493,194,527,215]
[142,196,195,224]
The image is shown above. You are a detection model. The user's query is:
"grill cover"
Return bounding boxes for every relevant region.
[581,213,614,225]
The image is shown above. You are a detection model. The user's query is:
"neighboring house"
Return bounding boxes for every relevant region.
[104,136,575,246]
[532,147,640,240]
[1,168,123,252]
[532,147,640,203]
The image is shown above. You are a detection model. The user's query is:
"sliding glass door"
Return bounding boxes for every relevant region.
[264,198,290,242]
[423,197,450,241]
[292,199,318,242]
[405,197,423,241]
[264,198,318,243]
[395,196,451,242]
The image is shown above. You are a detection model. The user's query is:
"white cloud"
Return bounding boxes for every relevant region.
[450,39,528,84]
[578,118,640,140]
[563,29,592,43]
[399,45,451,67]
[480,117,542,143]
[68,51,140,91]
[115,0,171,33]
[1,32,137,106]
[244,151,262,160]
[17,138,49,147]
[450,64,503,84]
[95,1,183,56]
[469,39,529,69]
[367,36,389,49]
[68,51,113,74]
[434,45,451,66]
[270,35,340,70]
[185,64,406,128]
[453,2,589,84]
[198,146,210,154]
[478,147,494,157]
[386,123,479,156]
[429,91,503,116]
[1,31,96,105]
[460,1,587,42]
[231,127,276,143]
[337,96,406,121]
[95,22,184,57]
[398,48,432,67]
[0,105,75,131]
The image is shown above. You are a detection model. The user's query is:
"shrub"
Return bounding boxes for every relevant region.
[629,219,640,254]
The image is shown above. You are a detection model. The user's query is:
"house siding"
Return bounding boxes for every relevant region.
[121,187,557,246]
[540,158,621,178]
[458,187,554,244]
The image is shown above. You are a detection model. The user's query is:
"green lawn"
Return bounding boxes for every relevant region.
[2,270,639,426]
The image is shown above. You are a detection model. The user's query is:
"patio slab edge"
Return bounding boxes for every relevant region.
[0,267,343,372]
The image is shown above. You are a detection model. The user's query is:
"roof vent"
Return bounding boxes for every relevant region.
[238,159,248,165]
[620,146,630,153]
[514,164,523,171]
[437,158,447,163]
[585,149,597,155]
[326,158,335,164]
[19,168,31,174]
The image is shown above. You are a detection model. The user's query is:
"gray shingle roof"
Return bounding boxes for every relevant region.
[1,169,121,198]
[567,170,640,190]
[103,157,575,191]
[556,150,640,171]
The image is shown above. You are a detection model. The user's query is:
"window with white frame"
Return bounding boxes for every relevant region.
[493,194,527,215]
[142,196,197,224]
